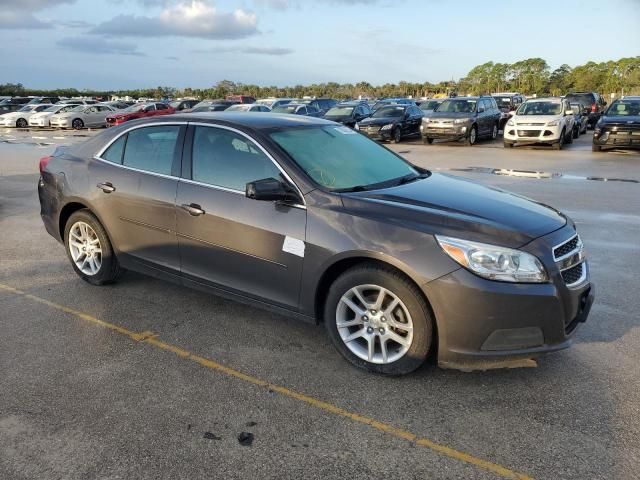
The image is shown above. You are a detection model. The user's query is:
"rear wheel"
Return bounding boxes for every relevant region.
[503,141,514,148]
[324,264,433,375]
[16,118,27,128]
[423,137,434,145]
[573,125,579,139]
[592,144,602,152]
[64,210,123,285]
[72,118,84,130]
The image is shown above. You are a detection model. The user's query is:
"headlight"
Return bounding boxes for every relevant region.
[380,124,394,131]
[454,118,467,124]
[354,122,360,131]
[547,120,559,126]
[436,235,548,283]
[507,119,515,126]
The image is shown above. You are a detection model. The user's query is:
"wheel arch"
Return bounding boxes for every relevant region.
[313,254,439,357]
[58,201,90,239]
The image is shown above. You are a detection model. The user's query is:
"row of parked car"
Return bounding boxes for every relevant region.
[1,92,637,151]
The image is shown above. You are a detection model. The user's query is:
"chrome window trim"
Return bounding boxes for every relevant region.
[93,120,307,209]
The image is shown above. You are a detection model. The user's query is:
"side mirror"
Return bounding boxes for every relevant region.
[246,177,294,202]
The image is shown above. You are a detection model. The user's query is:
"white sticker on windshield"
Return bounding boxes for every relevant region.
[282,236,305,258]
[334,126,356,134]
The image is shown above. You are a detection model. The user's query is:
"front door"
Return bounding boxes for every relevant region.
[176,125,306,310]
[89,124,185,272]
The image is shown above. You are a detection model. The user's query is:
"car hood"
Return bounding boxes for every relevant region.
[31,111,54,118]
[360,116,401,126]
[340,173,567,247]
[324,115,354,123]
[600,115,640,125]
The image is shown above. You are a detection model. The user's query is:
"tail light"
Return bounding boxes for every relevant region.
[39,155,52,174]
[591,103,597,113]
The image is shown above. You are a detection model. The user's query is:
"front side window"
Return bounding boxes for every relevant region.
[191,126,281,191]
[122,126,181,175]
[157,103,168,110]
[270,126,418,191]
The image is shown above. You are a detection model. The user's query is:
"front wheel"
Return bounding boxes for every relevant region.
[423,136,434,145]
[392,127,402,144]
[324,264,433,375]
[491,123,498,140]
[72,118,84,130]
[573,126,579,139]
[503,141,514,148]
[64,210,123,285]
[553,129,565,150]
[592,144,602,152]
[16,118,27,128]
[467,125,477,145]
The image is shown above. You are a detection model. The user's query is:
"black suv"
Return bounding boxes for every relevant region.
[564,92,607,128]
[299,98,337,114]
[592,96,640,151]
[422,96,501,145]
[323,101,371,128]
[0,97,30,113]
[358,104,423,143]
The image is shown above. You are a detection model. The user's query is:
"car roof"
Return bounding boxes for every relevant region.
[148,112,334,129]
[526,97,563,102]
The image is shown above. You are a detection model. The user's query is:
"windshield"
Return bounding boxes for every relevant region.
[44,105,61,112]
[516,102,562,115]
[226,105,249,111]
[420,100,440,111]
[326,106,354,116]
[124,104,146,112]
[18,105,37,112]
[436,99,476,113]
[169,101,181,108]
[270,126,418,191]
[371,106,404,118]
[273,105,299,113]
[606,100,640,116]
[493,96,512,106]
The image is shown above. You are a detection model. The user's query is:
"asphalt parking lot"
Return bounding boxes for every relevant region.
[1,127,639,480]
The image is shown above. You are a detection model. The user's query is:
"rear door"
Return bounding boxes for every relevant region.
[89,124,185,272]
[175,124,306,309]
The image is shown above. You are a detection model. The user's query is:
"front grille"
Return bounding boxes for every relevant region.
[554,235,580,259]
[517,122,544,126]
[517,130,540,137]
[561,263,583,286]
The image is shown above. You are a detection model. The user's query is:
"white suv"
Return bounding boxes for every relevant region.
[503,98,575,150]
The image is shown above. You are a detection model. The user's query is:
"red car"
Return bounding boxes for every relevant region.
[106,102,175,126]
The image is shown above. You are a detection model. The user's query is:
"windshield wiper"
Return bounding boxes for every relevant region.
[334,185,371,193]
[394,173,427,186]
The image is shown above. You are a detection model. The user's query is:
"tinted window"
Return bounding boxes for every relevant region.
[102,134,126,164]
[191,126,281,191]
[157,103,168,110]
[122,126,180,175]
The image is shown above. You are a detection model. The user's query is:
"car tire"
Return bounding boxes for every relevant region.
[72,118,84,130]
[503,141,514,148]
[324,263,433,375]
[16,118,27,128]
[553,129,565,150]
[64,209,124,286]
[467,125,477,146]
[592,144,602,152]
[392,127,402,144]
[491,123,498,140]
[566,127,574,144]
[423,137,434,145]
[573,126,579,139]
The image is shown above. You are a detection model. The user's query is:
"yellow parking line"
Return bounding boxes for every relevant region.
[0,282,533,480]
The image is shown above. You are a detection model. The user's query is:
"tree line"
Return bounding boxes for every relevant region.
[2,56,638,100]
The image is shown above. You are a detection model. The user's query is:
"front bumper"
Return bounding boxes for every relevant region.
[593,128,640,149]
[29,118,48,127]
[421,122,468,141]
[360,126,393,141]
[50,119,71,128]
[0,118,17,127]
[423,225,593,370]
[503,124,562,145]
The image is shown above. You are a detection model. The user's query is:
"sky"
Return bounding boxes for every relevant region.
[1,0,639,90]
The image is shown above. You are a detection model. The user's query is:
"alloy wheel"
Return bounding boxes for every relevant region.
[336,284,413,364]
[492,124,498,139]
[68,221,102,276]
[469,126,477,145]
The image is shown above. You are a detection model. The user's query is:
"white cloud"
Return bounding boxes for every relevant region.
[0,0,75,29]
[57,36,145,56]
[91,1,258,40]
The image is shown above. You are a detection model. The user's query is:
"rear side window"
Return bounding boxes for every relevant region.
[191,126,281,191]
[101,135,126,164]
[122,126,181,175]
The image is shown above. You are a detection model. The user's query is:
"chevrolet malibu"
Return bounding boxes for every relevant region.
[38,114,594,374]
[50,104,116,129]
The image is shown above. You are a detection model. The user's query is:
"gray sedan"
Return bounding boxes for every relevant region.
[37,114,593,374]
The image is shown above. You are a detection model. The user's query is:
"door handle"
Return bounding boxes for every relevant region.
[181,203,205,216]
[97,182,115,193]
